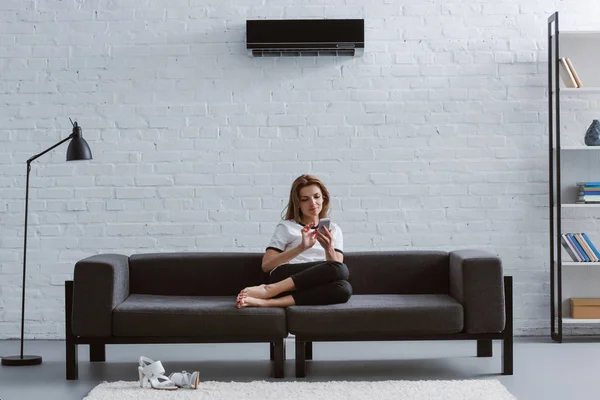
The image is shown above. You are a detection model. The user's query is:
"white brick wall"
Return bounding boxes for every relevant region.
[2,0,600,339]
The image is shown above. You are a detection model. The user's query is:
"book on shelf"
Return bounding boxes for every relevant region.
[582,233,600,260]
[575,182,600,203]
[568,233,589,261]
[576,196,600,203]
[576,182,600,186]
[561,234,582,261]
[565,58,583,88]
[559,58,579,88]
[561,232,600,262]
[575,233,598,261]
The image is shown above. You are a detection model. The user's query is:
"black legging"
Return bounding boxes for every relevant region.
[268,260,352,306]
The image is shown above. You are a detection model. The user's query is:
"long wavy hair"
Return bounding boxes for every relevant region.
[283,174,330,224]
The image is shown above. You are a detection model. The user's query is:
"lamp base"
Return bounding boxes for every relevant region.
[1,355,42,366]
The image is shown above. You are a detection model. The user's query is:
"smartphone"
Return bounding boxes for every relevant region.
[315,218,331,231]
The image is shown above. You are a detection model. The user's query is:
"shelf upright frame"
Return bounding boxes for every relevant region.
[548,11,563,343]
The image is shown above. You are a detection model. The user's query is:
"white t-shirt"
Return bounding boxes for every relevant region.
[266,219,344,267]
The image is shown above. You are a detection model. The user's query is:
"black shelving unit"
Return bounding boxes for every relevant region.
[548,11,600,342]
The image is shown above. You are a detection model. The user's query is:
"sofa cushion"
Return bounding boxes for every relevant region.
[112,294,287,339]
[286,294,463,337]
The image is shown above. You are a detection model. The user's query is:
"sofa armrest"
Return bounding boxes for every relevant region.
[449,249,505,334]
[71,254,129,337]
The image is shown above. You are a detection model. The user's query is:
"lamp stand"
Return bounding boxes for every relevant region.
[2,161,42,366]
[2,136,73,367]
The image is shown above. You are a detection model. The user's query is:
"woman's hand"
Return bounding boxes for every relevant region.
[300,223,318,250]
[316,227,334,252]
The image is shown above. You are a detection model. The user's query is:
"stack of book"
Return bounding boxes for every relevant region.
[561,233,600,262]
[559,57,583,88]
[576,182,600,203]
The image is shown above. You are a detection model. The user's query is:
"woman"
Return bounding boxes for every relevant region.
[237,174,352,308]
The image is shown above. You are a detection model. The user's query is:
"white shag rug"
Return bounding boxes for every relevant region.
[84,379,516,400]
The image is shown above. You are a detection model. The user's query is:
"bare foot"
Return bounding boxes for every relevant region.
[240,284,272,299]
[237,296,267,308]
[236,293,245,307]
[236,293,253,307]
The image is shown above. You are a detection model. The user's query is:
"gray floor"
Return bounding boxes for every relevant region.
[0,337,597,400]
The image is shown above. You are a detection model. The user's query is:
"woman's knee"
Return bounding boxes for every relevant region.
[333,280,352,303]
[327,261,349,281]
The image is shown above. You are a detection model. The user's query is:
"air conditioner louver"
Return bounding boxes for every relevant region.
[251,49,358,57]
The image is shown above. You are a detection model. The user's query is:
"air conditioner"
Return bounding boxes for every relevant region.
[246,19,364,57]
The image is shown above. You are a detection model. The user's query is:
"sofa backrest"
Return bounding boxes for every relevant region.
[345,251,450,294]
[128,251,450,296]
[129,252,267,296]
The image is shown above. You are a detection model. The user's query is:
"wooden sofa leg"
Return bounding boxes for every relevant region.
[502,276,514,375]
[477,340,492,357]
[66,341,78,380]
[502,335,514,375]
[305,341,313,360]
[271,341,286,362]
[90,344,105,362]
[65,281,78,380]
[295,340,306,378]
[272,340,284,378]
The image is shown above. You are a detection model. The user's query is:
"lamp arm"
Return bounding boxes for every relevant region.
[27,134,74,164]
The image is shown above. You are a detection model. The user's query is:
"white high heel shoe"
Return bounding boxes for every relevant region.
[169,370,200,389]
[138,356,178,391]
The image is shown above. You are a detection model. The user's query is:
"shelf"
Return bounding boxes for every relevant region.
[563,317,600,324]
[560,87,600,94]
[561,203,600,208]
[559,30,600,39]
[562,262,600,266]
[560,146,600,150]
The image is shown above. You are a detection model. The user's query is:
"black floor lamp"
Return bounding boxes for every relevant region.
[1,119,92,366]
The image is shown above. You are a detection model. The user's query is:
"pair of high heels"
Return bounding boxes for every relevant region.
[138,356,200,390]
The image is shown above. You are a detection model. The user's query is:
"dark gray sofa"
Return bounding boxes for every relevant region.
[65,250,512,380]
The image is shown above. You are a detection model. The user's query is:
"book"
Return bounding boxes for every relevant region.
[566,233,585,261]
[575,233,597,262]
[581,233,599,261]
[559,58,578,88]
[582,233,600,260]
[577,196,600,203]
[576,182,600,186]
[573,233,596,262]
[568,233,590,261]
[565,58,583,88]
[561,234,581,261]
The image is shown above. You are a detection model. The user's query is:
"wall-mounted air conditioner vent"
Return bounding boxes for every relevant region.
[246,19,364,57]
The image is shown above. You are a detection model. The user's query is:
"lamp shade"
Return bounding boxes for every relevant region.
[66,123,92,161]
